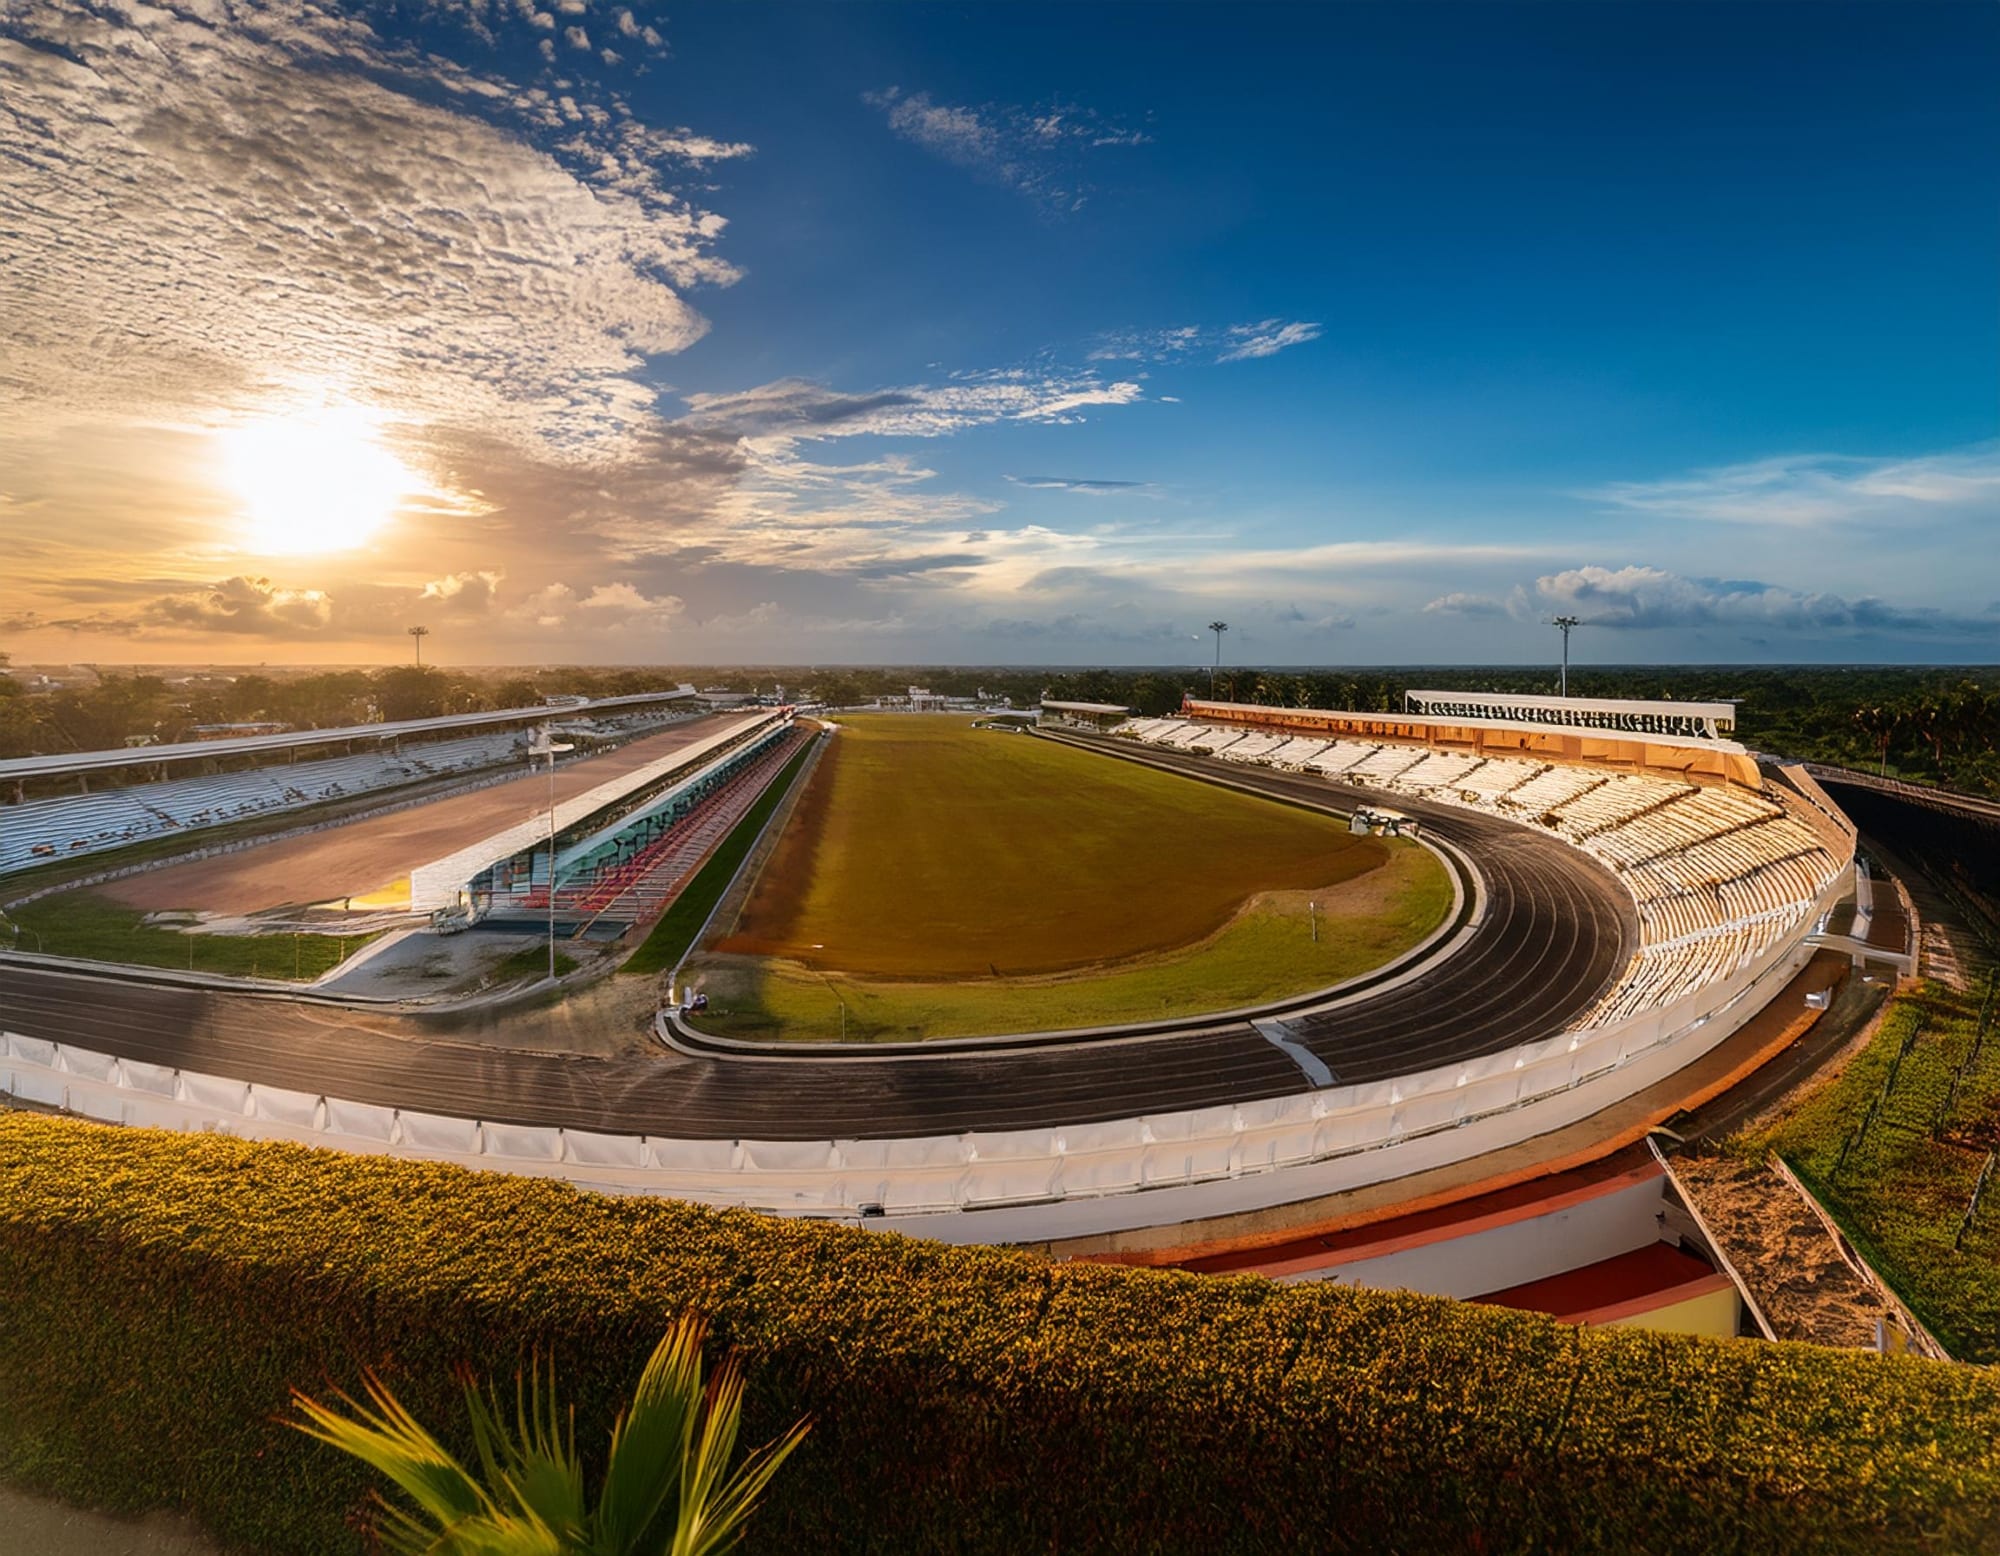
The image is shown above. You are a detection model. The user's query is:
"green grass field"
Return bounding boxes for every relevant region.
[690,716,1454,1040]
[3,892,374,982]
[1749,975,2000,1361]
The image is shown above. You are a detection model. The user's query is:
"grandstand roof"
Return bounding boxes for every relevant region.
[1040,700,1131,715]
[0,687,698,782]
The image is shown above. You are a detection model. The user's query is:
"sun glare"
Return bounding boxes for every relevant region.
[219,405,418,555]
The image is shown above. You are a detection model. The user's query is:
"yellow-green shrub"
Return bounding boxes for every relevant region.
[2,1110,1998,1554]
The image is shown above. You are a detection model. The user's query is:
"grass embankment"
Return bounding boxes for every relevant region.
[3,1111,1998,1556]
[489,944,579,982]
[693,716,1452,1040]
[621,741,816,978]
[699,845,1452,1041]
[2,891,371,981]
[1742,975,2000,1361]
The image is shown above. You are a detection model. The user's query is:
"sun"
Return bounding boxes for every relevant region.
[218,405,418,555]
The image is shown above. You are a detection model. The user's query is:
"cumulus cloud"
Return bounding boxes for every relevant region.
[864,87,1151,212]
[141,576,335,637]
[1586,446,2000,528]
[580,582,684,617]
[0,0,745,455]
[1089,319,1322,365]
[1525,564,1995,637]
[420,571,505,611]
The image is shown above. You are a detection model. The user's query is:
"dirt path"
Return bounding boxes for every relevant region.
[100,718,740,916]
[0,1485,222,1556]
[1672,1155,1890,1348]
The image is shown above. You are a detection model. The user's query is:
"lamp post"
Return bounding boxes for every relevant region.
[1551,616,1581,698]
[527,726,575,982]
[1207,620,1229,697]
[407,624,430,667]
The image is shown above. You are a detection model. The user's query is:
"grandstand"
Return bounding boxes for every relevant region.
[0,690,698,876]
[1115,696,1849,1029]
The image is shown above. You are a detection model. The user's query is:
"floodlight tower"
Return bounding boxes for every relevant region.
[1551,616,1582,698]
[407,624,430,667]
[1207,620,1229,696]
[527,725,576,982]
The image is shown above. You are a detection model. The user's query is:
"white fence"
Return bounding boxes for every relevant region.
[1,859,1842,1246]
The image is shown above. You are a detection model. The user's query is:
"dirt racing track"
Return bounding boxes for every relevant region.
[99,717,745,916]
[0,731,1639,1140]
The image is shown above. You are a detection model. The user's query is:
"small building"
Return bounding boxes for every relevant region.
[1039,699,1132,732]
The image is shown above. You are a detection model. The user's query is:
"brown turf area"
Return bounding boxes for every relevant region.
[715,715,1388,979]
[99,715,751,916]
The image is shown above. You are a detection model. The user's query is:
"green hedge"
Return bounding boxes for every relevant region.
[3,1111,1999,1555]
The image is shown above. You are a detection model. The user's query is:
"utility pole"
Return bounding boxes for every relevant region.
[1207,620,1229,697]
[527,725,575,982]
[407,624,430,667]
[1551,616,1581,697]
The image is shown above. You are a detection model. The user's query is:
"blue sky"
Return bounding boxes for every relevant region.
[1,1,1995,665]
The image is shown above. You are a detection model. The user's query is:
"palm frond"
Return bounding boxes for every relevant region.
[591,1318,704,1553]
[290,1374,491,1536]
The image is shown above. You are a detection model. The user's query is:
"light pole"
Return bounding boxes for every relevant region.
[1551,616,1581,698]
[527,726,575,982]
[1207,620,1229,697]
[407,624,430,667]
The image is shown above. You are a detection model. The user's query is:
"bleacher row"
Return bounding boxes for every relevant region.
[1117,718,1843,1025]
[0,712,685,876]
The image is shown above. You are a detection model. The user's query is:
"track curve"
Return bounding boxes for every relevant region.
[0,733,1637,1140]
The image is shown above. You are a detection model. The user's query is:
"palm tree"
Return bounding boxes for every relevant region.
[291,1316,809,1556]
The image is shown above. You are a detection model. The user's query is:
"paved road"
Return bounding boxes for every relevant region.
[1,735,1636,1140]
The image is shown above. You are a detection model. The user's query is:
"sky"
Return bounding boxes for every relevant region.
[1,0,1996,669]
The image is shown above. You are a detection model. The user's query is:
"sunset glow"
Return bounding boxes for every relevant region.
[219,407,417,556]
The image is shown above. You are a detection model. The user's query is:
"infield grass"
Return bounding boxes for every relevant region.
[689,716,1454,1040]
[3,892,376,982]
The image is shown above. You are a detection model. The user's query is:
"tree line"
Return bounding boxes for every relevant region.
[3,658,1996,797]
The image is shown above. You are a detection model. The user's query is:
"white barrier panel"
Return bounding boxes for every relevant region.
[741,1139,836,1173]
[324,1098,398,1142]
[484,1123,563,1161]
[59,1046,118,1083]
[400,1110,480,1154]
[648,1137,738,1173]
[562,1128,645,1168]
[252,1086,322,1128]
[180,1071,251,1116]
[121,1059,178,1097]
[6,1033,58,1070]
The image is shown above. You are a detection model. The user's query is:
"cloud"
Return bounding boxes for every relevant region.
[0,0,745,456]
[864,87,1150,212]
[683,372,1143,443]
[1089,319,1322,365]
[1005,475,1152,494]
[580,582,684,617]
[140,577,335,637]
[1424,592,1509,617]
[1526,564,1997,637]
[1586,446,2000,528]
[420,571,504,611]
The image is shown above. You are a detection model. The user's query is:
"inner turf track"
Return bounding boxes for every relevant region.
[718,715,1387,978]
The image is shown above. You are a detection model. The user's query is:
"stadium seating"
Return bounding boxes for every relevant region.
[1117,716,1843,1026]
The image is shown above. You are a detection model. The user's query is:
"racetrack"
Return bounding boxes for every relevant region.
[96,715,748,916]
[0,730,1637,1139]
